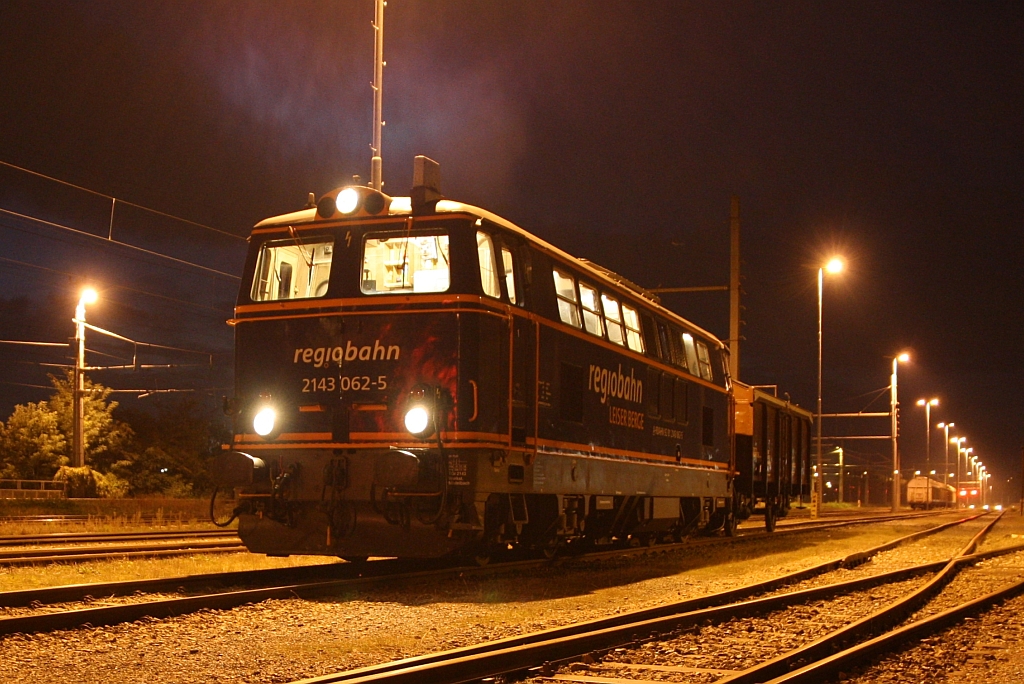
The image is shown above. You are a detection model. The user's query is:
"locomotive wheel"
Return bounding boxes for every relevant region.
[473,552,492,566]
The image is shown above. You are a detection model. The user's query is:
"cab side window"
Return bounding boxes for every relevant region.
[477,231,501,299]
[500,245,518,305]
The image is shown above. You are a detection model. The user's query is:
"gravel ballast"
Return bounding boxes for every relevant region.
[0,512,1014,683]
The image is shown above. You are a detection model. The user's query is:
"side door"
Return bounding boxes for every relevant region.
[499,234,536,453]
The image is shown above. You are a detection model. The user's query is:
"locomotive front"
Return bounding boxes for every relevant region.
[213,182,495,558]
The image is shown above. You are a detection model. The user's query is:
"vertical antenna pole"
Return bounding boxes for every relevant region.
[728,195,741,381]
[370,0,386,190]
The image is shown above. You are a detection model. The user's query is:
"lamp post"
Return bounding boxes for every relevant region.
[72,287,98,468]
[952,436,966,507]
[814,257,844,518]
[890,352,910,512]
[967,450,977,505]
[979,465,987,507]
[938,422,954,487]
[916,398,938,477]
[836,446,845,504]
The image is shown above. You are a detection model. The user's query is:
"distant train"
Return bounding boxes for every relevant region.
[906,475,956,509]
[211,156,812,560]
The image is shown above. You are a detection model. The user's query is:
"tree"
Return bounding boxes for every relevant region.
[45,370,134,472]
[0,372,133,479]
[0,401,67,479]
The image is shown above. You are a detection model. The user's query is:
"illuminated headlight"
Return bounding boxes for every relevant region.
[253,407,277,437]
[336,188,359,214]
[404,406,430,436]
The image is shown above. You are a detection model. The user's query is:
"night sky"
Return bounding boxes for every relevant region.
[1,1,1021,497]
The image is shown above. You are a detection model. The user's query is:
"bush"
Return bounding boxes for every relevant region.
[53,465,99,498]
[53,465,130,498]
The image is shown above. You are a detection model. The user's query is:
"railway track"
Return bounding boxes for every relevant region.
[0,511,967,644]
[0,529,243,567]
[0,508,931,569]
[0,528,238,547]
[266,512,1024,684]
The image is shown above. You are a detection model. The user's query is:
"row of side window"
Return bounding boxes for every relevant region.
[553,269,645,352]
[649,316,715,383]
[551,267,716,383]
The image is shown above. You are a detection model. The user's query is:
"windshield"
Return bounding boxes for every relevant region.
[251,238,334,301]
[361,232,450,294]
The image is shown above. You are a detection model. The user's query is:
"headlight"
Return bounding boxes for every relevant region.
[336,187,359,214]
[404,406,430,436]
[253,407,277,436]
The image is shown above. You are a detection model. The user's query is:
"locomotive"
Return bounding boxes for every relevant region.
[211,156,811,560]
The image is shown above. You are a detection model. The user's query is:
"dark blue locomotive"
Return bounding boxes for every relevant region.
[212,158,805,559]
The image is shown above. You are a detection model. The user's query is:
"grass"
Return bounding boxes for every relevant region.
[0,497,210,519]
[0,497,219,537]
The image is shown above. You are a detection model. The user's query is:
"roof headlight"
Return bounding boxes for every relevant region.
[253,407,277,437]
[336,188,360,214]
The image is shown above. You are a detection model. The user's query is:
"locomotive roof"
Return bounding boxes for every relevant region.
[253,197,727,350]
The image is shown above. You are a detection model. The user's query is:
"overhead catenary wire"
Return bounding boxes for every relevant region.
[76,320,214,362]
[0,255,233,317]
[0,160,246,242]
[0,379,228,396]
[0,340,68,348]
[0,206,241,281]
[0,165,239,408]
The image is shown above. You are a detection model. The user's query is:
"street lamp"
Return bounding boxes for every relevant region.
[938,422,954,487]
[73,287,98,468]
[916,398,938,476]
[834,446,845,504]
[979,465,987,507]
[891,352,910,511]
[952,436,966,506]
[815,257,844,518]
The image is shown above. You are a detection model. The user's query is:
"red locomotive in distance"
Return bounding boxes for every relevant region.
[211,157,810,561]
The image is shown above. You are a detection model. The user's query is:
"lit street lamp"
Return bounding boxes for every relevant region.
[891,352,910,511]
[73,287,98,468]
[815,257,844,518]
[834,446,845,504]
[937,422,954,487]
[916,398,938,476]
[952,436,966,507]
